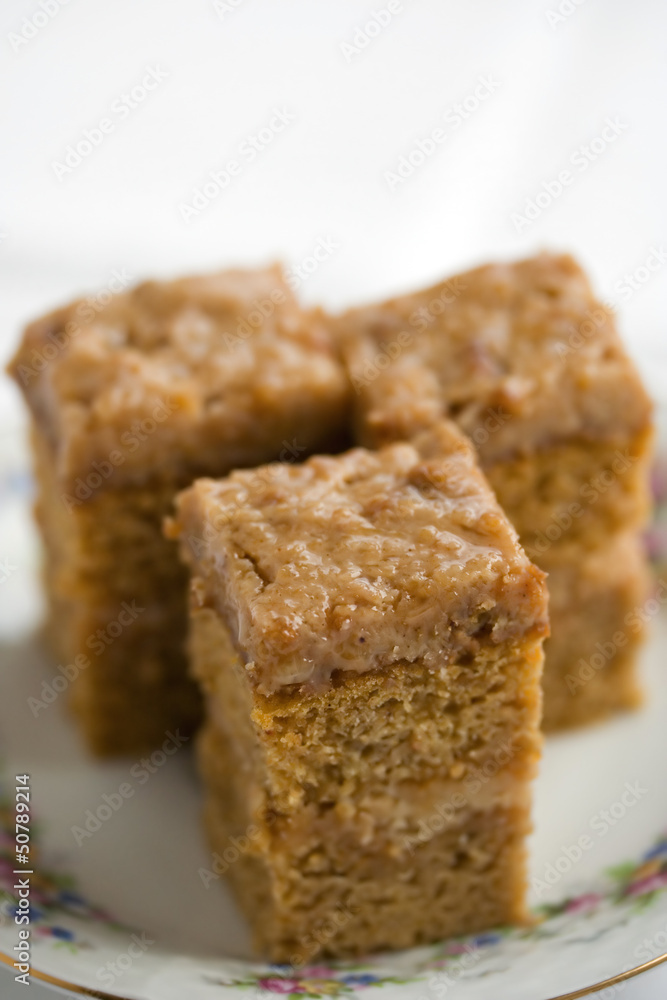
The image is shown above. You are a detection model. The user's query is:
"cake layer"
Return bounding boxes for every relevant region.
[486,428,654,558]
[198,719,531,851]
[540,535,652,730]
[33,426,186,608]
[191,605,543,813]
[58,599,199,755]
[203,791,532,961]
[31,421,200,753]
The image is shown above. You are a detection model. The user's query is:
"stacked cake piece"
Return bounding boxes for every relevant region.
[339,254,654,728]
[9,266,350,753]
[168,422,549,958]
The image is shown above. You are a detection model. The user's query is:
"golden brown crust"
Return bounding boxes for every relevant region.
[338,253,653,461]
[171,422,548,693]
[9,265,350,491]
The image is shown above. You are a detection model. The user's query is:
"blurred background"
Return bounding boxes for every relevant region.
[1,0,666,407]
[1,0,666,995]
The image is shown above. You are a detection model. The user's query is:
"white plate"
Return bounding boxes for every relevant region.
[1,416,667,1000]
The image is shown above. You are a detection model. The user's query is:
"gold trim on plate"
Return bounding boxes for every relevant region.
[0,948,128,998]
[2,947,667,999]
[547,950,667,999]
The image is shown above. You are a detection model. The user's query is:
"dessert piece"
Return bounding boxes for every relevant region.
[169,422,549,960]
[9,266,350,754]
[338,253,653,728]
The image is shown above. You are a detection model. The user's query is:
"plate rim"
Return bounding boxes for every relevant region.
[2,948,667,1000]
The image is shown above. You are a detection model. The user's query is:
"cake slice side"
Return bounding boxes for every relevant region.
[9,264,351,754]
[170,422,549,959]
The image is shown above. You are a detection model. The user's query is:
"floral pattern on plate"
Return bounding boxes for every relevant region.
[200,835,667,996]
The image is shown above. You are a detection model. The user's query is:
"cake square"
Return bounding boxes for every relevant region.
[338,253,653,728]
[9,265,350,754]
[168,421,549,959]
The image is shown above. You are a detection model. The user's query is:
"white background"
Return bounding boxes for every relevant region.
[1,0,666,996]
[1,0,666,406]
